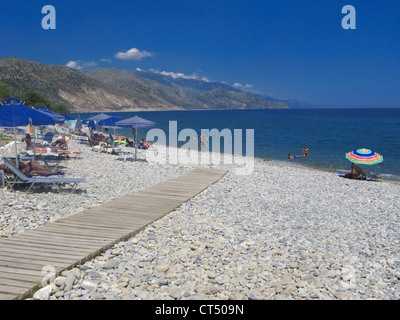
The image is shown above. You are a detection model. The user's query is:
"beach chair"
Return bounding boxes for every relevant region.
[2,157,85,192]
[39,132,54,147]
[353,164,367,180]
[353,164,380,181]
[125,138,134,148]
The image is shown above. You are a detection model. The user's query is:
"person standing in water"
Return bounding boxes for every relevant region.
[303,146,309,157]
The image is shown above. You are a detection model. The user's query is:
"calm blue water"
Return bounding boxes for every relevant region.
[73,108,400,180]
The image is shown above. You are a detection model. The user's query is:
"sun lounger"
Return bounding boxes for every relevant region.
[2,157,85,192]
[39,132,54,147]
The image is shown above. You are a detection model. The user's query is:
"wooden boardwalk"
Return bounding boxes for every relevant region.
[0,167,228,300]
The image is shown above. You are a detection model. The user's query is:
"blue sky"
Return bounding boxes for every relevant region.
[0,0,399,107]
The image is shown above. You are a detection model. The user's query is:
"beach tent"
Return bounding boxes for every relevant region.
[0,98,55,167]
[115,116,156,161]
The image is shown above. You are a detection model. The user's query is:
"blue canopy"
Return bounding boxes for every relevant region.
[87,113,111,121]
[115,116,156,128]
[87,120,96,130]
[115,116,155,161]
[0,98,55,167]
[98,116,124,127]
[35,106,65,124]
[63,114,75,121]
[1,98,25,105]
[0,102,55,127]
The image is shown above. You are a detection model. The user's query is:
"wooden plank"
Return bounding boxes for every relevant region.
[35,226,122,238]
[0,255,74,269]
[0,252,80,264]
[0,238,104,251]
[0,285,32,299]
[0,251,84,264]
[0,266,54,277]
[0,293,18,300]
[0,241,93,256]
[0,278,38,288]
[0,272,44,283]
[53,221,133,233]
[10,232,110,245]
[23,229,115,242]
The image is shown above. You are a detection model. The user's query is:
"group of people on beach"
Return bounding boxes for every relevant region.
[288,145,309,160]
[22,134,69,151]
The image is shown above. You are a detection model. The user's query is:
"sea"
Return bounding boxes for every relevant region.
[73,108,400,181]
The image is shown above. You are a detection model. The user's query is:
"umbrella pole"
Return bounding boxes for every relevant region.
[135,126,138,161]
[14,128,19,169]
[31,119,36,161]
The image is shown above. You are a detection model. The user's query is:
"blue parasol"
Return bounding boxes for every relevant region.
[87,113,112,122]
[115,116,155,161]
[35,106,66,124]
[0,98,55,167]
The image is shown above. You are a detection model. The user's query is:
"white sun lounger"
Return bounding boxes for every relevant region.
[2,157,85,192]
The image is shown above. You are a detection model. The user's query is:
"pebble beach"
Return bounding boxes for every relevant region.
[1,138,400,300]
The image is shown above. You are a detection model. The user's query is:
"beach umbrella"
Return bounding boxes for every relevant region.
[115,116,156,161]
[75,115,83,131]
[98,116,124,127]
[115,115,156,128]
[345,148,383,165]
[0,99,55,127]
[0,98,55,167]
[35,106,65,124]
[87,113,112,122]
[63,114,75,121]
[98,116,124,145]
[87,120,96,130]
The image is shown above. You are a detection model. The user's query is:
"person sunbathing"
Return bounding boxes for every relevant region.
[16,160,65,176]
[115,134,126,143]
[34,146,81,155]
[52,136,68,149]
[139,139,150,149]
[1,161,64,176]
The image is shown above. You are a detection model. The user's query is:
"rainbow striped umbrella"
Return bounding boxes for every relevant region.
[345,148,383,165]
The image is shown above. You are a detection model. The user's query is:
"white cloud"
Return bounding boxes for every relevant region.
[233,83,253,89]
[149,69,209,82]
[66,60,98,70]
[160,71,198,80]
[115,48,154,60]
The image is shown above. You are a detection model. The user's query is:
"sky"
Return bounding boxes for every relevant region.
[0,0,399,107]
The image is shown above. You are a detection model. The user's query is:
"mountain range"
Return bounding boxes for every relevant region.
[0,57,288,112]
